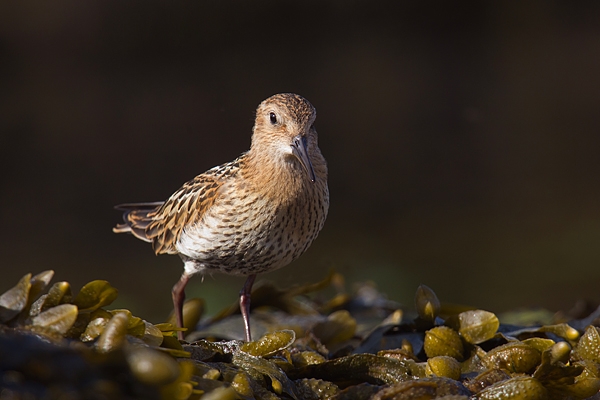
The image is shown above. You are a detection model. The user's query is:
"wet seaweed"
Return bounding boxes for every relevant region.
[1,271,600,399]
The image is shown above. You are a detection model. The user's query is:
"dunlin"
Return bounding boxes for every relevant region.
[114,93,329,341]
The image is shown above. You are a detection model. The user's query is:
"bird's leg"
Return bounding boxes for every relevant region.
[172,272,191,340]
[239,274,257,342]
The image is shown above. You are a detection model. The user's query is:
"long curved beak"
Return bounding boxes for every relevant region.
[291,135,316,183]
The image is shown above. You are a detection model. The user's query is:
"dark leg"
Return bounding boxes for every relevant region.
[172,272,191,340]
[239,274,257,342]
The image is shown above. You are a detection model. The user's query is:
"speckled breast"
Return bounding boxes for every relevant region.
[176,182,328,276]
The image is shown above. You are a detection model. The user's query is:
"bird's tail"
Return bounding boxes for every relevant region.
[113,202,164,243]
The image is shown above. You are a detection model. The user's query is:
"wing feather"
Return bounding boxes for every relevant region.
[114,155,245,255]
[145,174,222,254]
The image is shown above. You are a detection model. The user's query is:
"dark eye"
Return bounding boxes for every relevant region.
[269,112,277,124]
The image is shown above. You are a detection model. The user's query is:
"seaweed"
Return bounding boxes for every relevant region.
[1,271,600,399]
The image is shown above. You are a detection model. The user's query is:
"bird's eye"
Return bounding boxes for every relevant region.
[269,112,277,125]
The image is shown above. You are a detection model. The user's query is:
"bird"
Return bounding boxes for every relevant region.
[113,93,329,341]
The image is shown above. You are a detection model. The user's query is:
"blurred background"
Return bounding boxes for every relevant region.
[1,1,599,323]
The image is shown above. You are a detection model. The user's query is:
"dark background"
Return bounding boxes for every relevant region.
[1,1,599,323]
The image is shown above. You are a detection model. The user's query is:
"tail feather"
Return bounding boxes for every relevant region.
[113,202,164,243]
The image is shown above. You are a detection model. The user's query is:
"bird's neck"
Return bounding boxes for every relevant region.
[244,149,309,201]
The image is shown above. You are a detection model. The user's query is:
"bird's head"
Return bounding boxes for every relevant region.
[251,93,318,182]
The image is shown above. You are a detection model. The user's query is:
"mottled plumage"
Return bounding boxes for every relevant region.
[114,93,329,340]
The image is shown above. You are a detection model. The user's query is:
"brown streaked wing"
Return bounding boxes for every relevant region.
[145,173,223,255]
